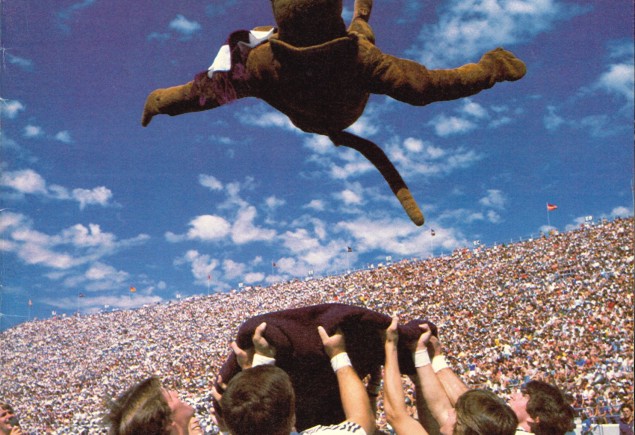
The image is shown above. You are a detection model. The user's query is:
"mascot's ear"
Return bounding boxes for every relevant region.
[328,132,424,226]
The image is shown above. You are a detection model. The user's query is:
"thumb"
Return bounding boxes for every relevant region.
[317,326,329,343]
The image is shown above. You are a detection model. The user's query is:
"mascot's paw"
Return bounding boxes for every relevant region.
[141,90,164,127]
[481,48,527,83]
[141,90,161,127]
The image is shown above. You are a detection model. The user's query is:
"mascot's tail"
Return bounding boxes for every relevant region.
[328,131,424,226]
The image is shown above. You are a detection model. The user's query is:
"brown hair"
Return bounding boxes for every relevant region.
[106,377,171,435]
[454,389,518,435]
[221,365,296,435]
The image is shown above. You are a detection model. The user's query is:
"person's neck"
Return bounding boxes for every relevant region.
[518,420,533,433]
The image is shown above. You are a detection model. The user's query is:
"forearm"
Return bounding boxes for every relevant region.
[335,364,376,434]
[384,343,427,435]
[435,366,469,406]
[415,363,453,427]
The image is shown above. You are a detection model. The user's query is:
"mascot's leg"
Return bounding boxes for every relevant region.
[141,81,219,127]
[328,131,424,226]
[366,46,526,105]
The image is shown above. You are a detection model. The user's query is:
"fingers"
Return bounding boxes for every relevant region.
[253,322,267,341]
[230,341,244,356]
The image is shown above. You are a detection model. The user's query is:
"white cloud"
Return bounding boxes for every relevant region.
[199,174,223,191]
[610,206,631,218]
[169,15,201,36]
[174,249,218,284]
[479,189,507,209]
[72,186,113,209]
[231,206,276,244]
[337,188,363,205]
[1,212,148,271]
[0,98,26,119]
[7,53,33,70]
[430,114,477,136]
[460,99,489,119]
[186,215,232,241]
[244,272,265,284]
[410,0,587,67]
[265,196,286,210]
[595,63,634,103]
[305,199,326,211]
[24,125,44,138]
[55,131,72,143]
[1,168,114,209]
[337,217,467,257]
[223,259,246,280]
[1,169,47,194]
[241,108,299,131]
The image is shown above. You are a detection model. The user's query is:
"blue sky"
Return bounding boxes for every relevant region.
[1,0,633,328]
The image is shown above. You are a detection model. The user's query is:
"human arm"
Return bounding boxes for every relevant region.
[427,335,469,406]
[411,324,453,428]
[229,322,276,370]
[383,316,427,435]
[318,326,376,435]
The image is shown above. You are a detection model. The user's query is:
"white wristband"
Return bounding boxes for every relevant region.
[330,352,352,372]
[252,354,276,367]
[432,355,449,373]
[413,350,431,368]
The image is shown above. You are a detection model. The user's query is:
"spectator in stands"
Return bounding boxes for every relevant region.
[106,377,203,435]
[215,322,376,435]
[619,403,634,435]
[382,316,518,435]
[0,402,22,435]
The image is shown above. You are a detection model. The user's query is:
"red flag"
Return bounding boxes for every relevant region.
[130,286,136,293]
[547,203,558,211]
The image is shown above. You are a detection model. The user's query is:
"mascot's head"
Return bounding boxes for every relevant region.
[271,0,347,47]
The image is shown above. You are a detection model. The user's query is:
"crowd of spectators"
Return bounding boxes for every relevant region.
[0,217,632,434]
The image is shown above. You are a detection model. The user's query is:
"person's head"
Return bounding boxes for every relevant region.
[621,403,633,421]
[107,377,194,435]
[439,389,518,435]
[508,380,575,435]
[220,365,296,435]
[0,402,17,435]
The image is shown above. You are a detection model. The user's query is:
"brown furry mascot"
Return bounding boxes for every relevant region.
[142,0,526,226]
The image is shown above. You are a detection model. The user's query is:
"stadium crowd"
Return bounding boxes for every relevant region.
[0,217,632,434]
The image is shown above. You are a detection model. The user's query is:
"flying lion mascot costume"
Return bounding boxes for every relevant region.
[142,0,526,225]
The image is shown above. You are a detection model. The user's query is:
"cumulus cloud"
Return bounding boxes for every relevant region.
[169,15,201,37]
[186,215,232,241]
[174,249,218,284]
[24,125,44,138]
[199,174,223,191]
[0,98,25,119]
[409,0,587,67]
[479,189,507,209]
[430,114,477,136]
[0,168,114,209]
[0,211,149,272]
[55,131,72,143]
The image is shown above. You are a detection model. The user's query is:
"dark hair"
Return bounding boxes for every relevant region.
[524,380,575,435]
[106,377,172,435]
[0,402,15,414]
[221,365,296,435]
[454,389,518,435]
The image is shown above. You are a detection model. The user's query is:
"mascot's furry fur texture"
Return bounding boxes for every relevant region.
[142,0,526,225]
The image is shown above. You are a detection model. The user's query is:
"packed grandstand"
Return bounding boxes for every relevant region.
[1,217,632,434]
